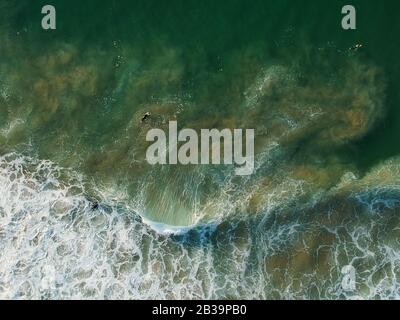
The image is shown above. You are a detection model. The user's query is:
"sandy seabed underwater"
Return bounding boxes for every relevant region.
[1,0,400,299]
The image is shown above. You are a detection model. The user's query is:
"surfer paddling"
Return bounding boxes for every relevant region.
[84,195,100,211]
[141,112,151,122]
[350,43,363,51]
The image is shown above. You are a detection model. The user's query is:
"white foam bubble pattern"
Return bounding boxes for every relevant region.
[1,153,400,300]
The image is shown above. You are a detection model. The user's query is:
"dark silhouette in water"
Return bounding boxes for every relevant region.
[141,112,151,122]
[350,43,363,51]
[85,195,99,211]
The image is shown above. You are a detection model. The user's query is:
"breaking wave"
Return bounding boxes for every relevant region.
[1,153,399,299]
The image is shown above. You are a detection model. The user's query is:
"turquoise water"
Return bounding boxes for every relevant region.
[0,0,400,299]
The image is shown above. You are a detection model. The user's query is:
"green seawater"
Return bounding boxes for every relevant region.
[0,0,400,299]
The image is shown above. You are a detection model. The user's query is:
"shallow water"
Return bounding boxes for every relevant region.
[0,0,400,299]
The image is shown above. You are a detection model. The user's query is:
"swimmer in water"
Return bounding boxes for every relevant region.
[141,112,151,122]
[85,195,99,211]
[350,43,363,51]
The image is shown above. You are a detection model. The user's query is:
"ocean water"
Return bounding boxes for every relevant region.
[0,0,400,299]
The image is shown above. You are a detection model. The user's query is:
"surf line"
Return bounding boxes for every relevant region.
[145,121,255,176]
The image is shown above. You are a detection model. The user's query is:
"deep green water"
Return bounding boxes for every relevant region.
[0,0,400,299]
[3,0,400,168]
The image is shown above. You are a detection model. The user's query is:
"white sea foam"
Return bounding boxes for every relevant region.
[141,217,194,236]
[0,153,400,300]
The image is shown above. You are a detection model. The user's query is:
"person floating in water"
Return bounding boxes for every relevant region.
[84,195,100,211]
[141,111,151,122]
[350,43,363,51]
[91,202,99,211]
